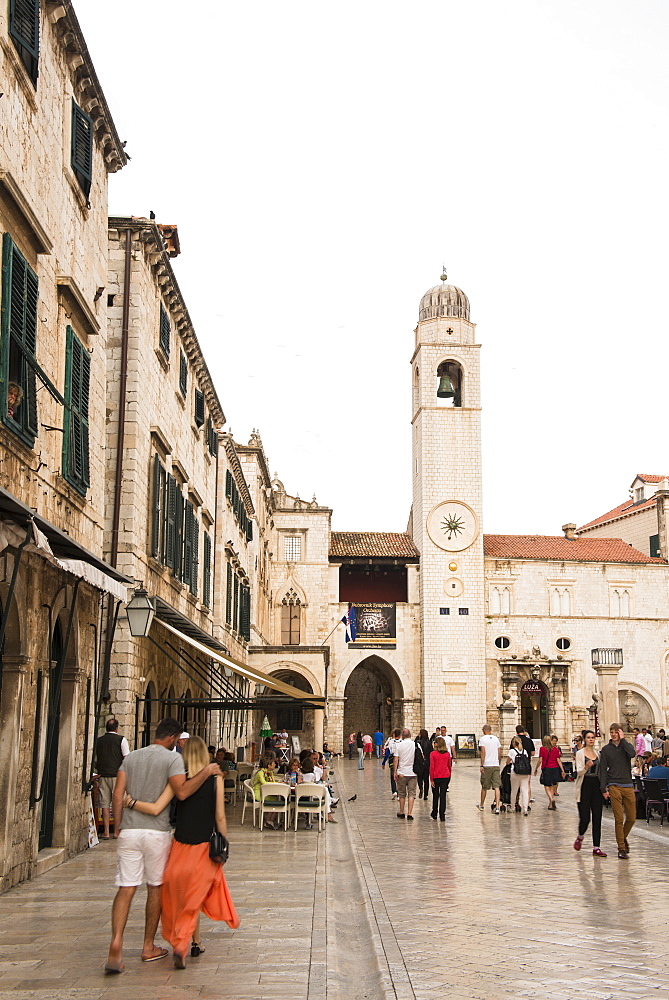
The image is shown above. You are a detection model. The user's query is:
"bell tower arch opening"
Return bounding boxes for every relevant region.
[343,656,403,745]
[436,360,463,407]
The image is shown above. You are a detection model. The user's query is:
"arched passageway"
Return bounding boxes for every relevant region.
[343,656,404,745]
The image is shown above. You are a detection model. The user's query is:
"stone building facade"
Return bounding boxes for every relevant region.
[0,0,127,891]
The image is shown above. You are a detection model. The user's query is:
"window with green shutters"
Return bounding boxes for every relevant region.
[1,234,39,446]
[182,500,199,593]
[194,388,205,427]
[225,563,233,624]
[650,533,661,558]
[71,100,93,199]
[233,575,239,633]
[179,351,187,397]
[164,474,184,576]
[206,417,218,456]
[159,304,170,357]
[151,454,166,559]
[62,327,90,494]
[239,585,251,641]
[9,0,39,85]
[225,467,254,540]
[202,532,212,608]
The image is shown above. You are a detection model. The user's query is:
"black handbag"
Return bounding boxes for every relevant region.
[209,830,229,865]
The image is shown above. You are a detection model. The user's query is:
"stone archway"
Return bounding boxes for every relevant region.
[257,669,316,752]
[342,656,404,747]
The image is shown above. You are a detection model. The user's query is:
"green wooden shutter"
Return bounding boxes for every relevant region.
[246,519,253,542]
[206,417,218,456]
[191,516,199,597]
[240,585,250,641]
[183,500,194,588]
[233,575,239,632]
[159,304,170,357]
[62,327,90,494]
[2,233,38,446]
[225,563,233,624]
[202,532,212,608]
[164,474,177,569]
[9,0,39,84]
[71,101,93,198]
[179,351,187,396]
[194,388,205,427]
[174,486,184,579]
[150,454,164,558]
[225,469,233,500]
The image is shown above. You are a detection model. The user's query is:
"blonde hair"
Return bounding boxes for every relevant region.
[182,735,210,776]
[541,735,552,750]
[434,737,447,751]
[511,736,522,751]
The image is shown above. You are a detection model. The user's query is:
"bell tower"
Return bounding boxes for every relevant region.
[411,272,486,733]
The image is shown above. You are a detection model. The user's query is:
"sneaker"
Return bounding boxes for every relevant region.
[431,813,437,820]
[529,798,535,803]
[439,816,445,822]
[592,848,607,857]
[618,850,628,859]
[494,807,500,815]
[573,835,584,852]
[476,804,484,811]
[397,813,405,819]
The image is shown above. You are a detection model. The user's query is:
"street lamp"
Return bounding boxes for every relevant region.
[126,588,155,637]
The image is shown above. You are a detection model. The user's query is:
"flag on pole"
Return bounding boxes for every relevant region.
[341,603,357,643]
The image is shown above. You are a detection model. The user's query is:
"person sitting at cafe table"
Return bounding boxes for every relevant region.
[647,755,669,782]
[251,758,283,830]
[299,759,337,824]
[283,758,302,786]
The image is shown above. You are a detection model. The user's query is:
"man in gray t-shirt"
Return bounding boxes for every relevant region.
[105,718,220,974]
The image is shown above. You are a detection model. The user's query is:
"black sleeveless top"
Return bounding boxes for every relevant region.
[175,775,216,845]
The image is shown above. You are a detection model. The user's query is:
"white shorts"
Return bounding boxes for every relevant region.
[115,829,173,887]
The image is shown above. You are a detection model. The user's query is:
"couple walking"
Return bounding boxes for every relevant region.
[105,718,239,973]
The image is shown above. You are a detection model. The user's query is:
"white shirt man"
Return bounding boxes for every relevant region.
[477,725,502,814]
[439,727,457,760]
[393,729,418,820]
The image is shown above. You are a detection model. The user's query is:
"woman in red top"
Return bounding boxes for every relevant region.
[429,737,452,821]
[534,734,565,810]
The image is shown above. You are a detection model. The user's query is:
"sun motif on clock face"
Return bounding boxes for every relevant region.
[427,500,479,552]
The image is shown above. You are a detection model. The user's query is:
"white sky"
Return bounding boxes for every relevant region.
[77,1,669,535]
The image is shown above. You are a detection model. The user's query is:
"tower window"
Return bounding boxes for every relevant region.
[436,360,463,407]
[284,536,301,562]
[494,636,511,650]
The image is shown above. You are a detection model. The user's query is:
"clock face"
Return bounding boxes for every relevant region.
[427,500,479,552]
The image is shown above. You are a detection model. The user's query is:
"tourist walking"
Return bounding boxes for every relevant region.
[362,734,373,760]
[573,730,606,857]
[599,722,636,859]
[348,732,356,760]
[535,734,565,809]
[506,736,531,815]
[429,736,452,820]
[477,725,502,814]
[393,729,418,820]
[382,729,401,798]
[356,732,365,769]
[510,724,535,809]
[95,718,129,840]
[414,729,432,800]
[127,736,239,968]
[105,718,220,974]
[373,729,384,758]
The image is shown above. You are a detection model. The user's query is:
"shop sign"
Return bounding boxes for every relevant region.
[520,680,544,696]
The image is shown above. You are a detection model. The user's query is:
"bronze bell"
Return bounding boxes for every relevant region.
[437,374,455,399]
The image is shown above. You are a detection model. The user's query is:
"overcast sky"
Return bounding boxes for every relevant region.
[77,1,669,536]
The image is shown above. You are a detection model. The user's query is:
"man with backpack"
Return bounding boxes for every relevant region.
[510,725,535,810]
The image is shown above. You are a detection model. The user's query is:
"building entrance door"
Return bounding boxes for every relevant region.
[39,621,63,850]
[520,679,548,741]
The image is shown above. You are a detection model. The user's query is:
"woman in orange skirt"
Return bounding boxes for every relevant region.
[128,736,239,967]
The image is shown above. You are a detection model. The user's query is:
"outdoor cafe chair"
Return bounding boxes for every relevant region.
[260,782,292,831]
[294,783,326,832]
[224,769,238,806]
[241,779,259,827]
[642,778,668,825]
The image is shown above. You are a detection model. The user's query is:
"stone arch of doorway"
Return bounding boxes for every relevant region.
[256,667,317,752]
[618,685,661,729]
[341,655,405,750]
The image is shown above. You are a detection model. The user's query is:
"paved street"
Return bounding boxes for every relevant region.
[1,759,669,1000]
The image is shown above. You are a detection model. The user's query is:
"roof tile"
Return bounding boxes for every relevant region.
[577,495,657,531]
[330,532,419,560]
[483,534,665,564]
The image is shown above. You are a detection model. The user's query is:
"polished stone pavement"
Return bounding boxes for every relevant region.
[1,758,668,999]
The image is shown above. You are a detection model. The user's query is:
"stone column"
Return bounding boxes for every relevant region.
[592,663,623,737]
[53,665,86,851]
[0,655,28,891]
[313,708,324,753]
[325,696,345,753]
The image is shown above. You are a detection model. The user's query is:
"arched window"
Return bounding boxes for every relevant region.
[550,587,571,616]
[490,587,501,614]
[620,590,630,617]
[436,360,463,407]
[281,589,301,645]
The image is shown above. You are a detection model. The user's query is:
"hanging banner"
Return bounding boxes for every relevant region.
[350,603,396,644]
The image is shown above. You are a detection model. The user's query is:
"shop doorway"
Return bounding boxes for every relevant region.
[343,656,403,747]
[520,679,548,741]
[39,621,63,850]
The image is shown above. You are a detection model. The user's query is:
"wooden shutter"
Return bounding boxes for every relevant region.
[240,585,250,641]
[225,563,233,624]
[62,326,90,494]
[71,101,93,198]
[174,487,184,579]
[191,515,199,597]
[246,519,253,542]
[202,532,212,608]
[225,469,233,500]
[164,474,177,569]
[233,576,239,632]
[9,0,39,83]
[194,388,205,427]
[2,234,38,444]
[150,454,164,558]
[159,304,170,357]
[179,351,187,396]
[182,500,194,589]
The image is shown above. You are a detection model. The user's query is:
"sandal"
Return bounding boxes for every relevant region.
[191,941,205,957]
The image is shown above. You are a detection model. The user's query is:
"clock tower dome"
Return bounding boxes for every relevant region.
[411,272,486,732]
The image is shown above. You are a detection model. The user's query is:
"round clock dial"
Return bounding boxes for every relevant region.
[427,500,479,552]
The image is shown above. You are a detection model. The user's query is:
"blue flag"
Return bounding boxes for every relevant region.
[341,604,357,643]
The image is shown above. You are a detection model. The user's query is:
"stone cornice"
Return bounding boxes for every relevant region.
[108,218,225,427]
[222,436,254,515]
[47,1,127,173]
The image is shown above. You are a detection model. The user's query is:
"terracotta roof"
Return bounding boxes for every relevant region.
[330,532,420,560]
[483,534,666,564]
[577,495,657,531]
[635,474,669,484]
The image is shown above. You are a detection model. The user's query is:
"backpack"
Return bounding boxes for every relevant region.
[413,742,425,775]
[513,750,531,775]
